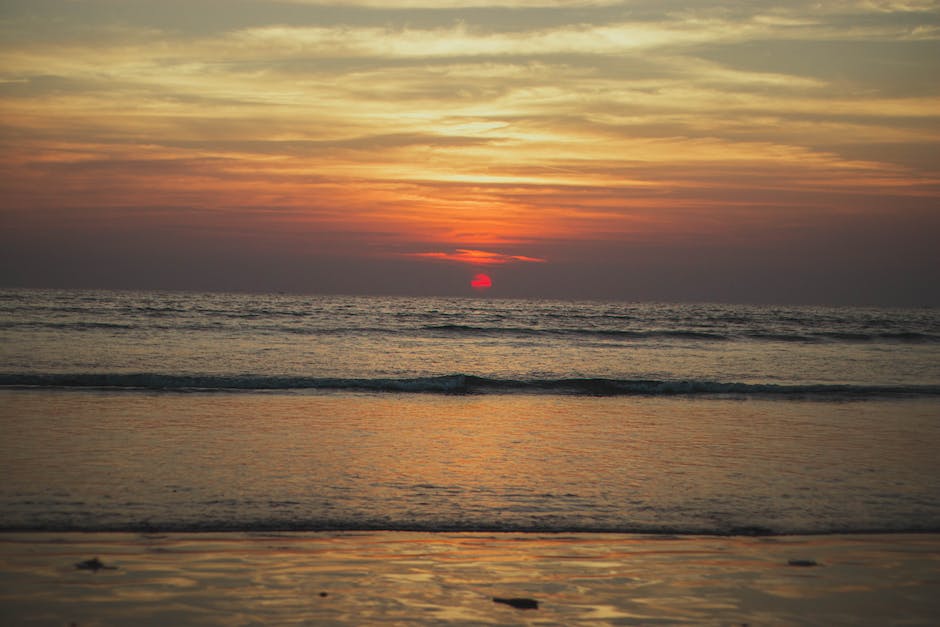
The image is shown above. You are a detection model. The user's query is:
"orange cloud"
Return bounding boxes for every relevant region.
[407,249,547,266]
[2,0,938,303]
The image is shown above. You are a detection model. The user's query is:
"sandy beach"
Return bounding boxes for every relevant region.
[1,532,938,626]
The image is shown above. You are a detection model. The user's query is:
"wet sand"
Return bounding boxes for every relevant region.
[1,532,938,625]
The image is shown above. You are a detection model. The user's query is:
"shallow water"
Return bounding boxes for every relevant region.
[2,390,938,534]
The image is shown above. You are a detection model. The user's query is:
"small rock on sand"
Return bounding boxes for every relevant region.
[787,559,818,567]
[74,558,117,572]
[493,597,539,610]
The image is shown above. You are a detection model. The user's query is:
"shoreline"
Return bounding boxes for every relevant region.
[2,531,938,625]
[4,525,940,535]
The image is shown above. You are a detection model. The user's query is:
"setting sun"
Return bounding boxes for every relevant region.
[471,273,493,290]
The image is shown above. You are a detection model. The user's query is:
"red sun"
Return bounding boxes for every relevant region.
[470,273,492,290]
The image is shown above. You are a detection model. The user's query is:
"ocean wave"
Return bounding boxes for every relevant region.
[1,516,937,536]
[424,325,940,343]
[4,317,938,343]
[424,324,736,340]
[3,372,938,399]
[0,320,139,331]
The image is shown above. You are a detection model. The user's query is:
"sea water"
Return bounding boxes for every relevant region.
[1,289,938,534]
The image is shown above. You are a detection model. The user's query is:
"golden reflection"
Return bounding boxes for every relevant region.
[2,532,938,625]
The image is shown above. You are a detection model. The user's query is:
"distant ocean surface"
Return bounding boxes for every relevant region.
[1,289,939,534]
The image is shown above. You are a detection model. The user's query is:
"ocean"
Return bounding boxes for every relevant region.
[1,288,939,535]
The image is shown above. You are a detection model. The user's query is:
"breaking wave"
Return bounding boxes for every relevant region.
[3,372,938,399]
[4,319,938,344]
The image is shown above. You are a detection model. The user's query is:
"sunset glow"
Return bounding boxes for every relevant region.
[1,1,938,303]
[410,250,547,266]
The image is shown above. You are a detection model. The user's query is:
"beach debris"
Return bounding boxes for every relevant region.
[319,592,329,597]
[787,559,818,567]
[493,597,539,610]
[74,557,117,572]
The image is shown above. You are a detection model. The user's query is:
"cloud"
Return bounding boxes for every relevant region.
[273,0,620,6]
[407,249,548,266]
[219,11,940,62]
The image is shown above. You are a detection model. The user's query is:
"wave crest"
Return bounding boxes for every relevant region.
[2,372,938,399]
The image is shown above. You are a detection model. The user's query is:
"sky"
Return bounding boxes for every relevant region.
[1,0,939,305]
